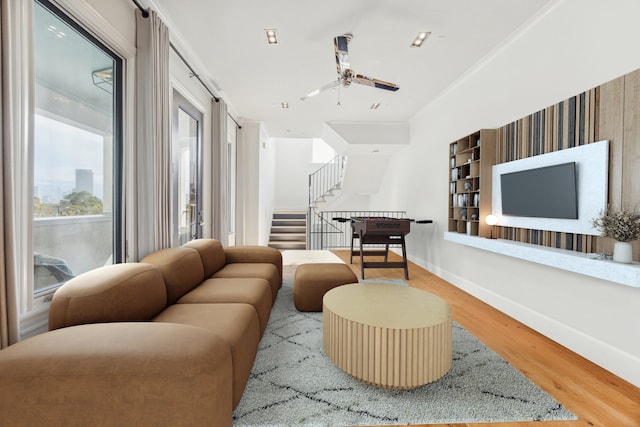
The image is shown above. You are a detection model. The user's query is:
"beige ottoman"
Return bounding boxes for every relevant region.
[293,263,358,312]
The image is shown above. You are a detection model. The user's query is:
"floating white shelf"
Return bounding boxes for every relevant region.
[444,232,640,288]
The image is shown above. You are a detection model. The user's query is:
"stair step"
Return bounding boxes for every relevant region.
[269,233,306,242]
[273,211,306,220]
[269,242,307,250]
[269,210,307,250]
[270,226,306,234]
[272,219,306,227]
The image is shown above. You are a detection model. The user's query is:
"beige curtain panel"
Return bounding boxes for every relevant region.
[1,0,35,347]
[210,99,228,240]
[135,8,171,260]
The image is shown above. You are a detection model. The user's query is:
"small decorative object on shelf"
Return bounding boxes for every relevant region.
[592,205,640,263]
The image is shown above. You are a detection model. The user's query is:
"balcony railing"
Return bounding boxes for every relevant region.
[33,214,112,295]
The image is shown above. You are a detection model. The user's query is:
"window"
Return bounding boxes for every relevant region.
[33,0,122,297]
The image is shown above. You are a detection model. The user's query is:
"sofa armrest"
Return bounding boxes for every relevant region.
[224,245,283,283]
[0,322,233,427]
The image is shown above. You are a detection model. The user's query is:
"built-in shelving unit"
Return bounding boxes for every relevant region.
[448,129,497,237]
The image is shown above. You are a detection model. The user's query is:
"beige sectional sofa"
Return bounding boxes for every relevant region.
[0,239,282,427]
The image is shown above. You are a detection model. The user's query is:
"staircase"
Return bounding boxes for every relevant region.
[268,211,307,250]
[308,156,345,250]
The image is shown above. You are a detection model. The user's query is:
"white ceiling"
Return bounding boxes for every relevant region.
[148,0,556,138]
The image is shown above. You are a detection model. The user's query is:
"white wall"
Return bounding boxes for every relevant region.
[236,122,276,246]
[372,0,640,387]
[273,138,314,211]
[61,0,136,49]
[258,129,276,245]
[237,123,261,245]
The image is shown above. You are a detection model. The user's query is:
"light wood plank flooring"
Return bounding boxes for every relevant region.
[331,250,640,427]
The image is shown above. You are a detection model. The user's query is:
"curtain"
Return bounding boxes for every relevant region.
[1,0,34,347]
[210,100,228,241]
[134,9,171,259]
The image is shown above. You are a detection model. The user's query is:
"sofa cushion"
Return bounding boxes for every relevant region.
[183,238,226,277]
[49,263,167,330]
[153,303,260,410]
[224,245,283,284]
[0,322,233,426]
[178,277,272,336]
[212,263,280,304]
[141,247,205,305]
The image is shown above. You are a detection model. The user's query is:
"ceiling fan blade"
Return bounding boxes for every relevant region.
[353,74,399,92]
[300,80,341,101]
[334,35,351,76]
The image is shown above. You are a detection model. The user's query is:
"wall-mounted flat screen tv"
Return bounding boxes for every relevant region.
[500,162,578,219]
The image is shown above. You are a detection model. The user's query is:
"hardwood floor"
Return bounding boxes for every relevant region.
[331,250,640,427]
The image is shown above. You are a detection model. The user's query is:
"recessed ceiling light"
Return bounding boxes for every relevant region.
[370,103,381,109]
[411,32,431,48]
[265,29,278,45]
[281,102,289,109]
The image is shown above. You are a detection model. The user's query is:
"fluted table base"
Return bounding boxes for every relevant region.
[323,283,452,389]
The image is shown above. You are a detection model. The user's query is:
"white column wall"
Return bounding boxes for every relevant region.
[258,129,276,246]
[237,123,259,245]
[273,138,314,211]
[372,0,640,387]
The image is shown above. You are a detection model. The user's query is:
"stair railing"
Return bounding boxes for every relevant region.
[307,155,345,249]
[307,209,343,250]
[309,210,407,250]
[308,155,345,208]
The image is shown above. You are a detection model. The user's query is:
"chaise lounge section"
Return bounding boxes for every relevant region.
[0,239,282,427]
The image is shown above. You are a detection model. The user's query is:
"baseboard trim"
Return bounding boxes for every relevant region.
[407,253,640,388]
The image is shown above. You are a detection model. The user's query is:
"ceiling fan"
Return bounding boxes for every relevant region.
[301,33,400,101]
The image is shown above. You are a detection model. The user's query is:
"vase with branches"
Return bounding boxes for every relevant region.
[592,205,640,263]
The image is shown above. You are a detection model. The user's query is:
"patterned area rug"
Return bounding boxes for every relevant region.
[232,268,576,426]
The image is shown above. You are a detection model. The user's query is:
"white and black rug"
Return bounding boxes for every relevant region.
[233,275,576,426]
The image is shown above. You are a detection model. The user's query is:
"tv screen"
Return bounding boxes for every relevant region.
[500,162,578,219]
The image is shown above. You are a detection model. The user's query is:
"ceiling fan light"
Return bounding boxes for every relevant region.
[411,32,431,48]
[265,29,278,45]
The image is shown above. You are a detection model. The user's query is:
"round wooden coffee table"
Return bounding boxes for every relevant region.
[323,282,452,389]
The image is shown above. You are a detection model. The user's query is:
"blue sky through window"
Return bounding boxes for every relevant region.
[33,114,105,203]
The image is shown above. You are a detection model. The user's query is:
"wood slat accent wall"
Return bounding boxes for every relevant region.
[493,68,640,259]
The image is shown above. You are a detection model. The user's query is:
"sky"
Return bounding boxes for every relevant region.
[33,114,105,203]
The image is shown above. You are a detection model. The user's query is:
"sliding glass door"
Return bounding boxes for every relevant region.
[172,91,202,246]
